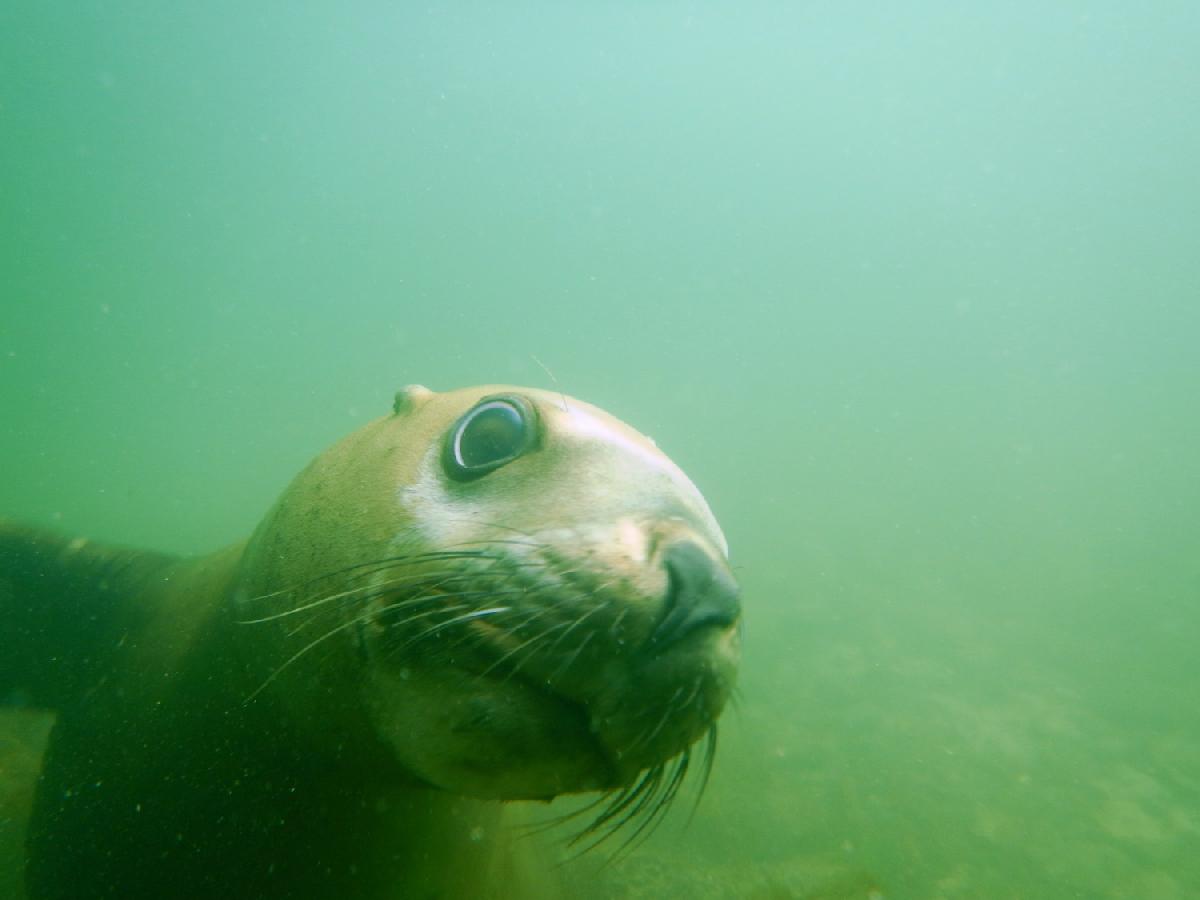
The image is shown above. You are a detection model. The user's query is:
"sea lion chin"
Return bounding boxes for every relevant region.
[1,383,742,900]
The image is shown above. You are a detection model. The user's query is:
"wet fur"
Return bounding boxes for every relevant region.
[0,386,738,899]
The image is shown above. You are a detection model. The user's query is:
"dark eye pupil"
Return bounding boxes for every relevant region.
[456,402,526,468]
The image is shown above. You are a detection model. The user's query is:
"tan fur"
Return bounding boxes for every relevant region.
[4,385,739,899]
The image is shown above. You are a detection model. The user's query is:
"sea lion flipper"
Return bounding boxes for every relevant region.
[0,522,177,710]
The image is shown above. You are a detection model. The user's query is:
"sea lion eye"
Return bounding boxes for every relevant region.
[444,397,537,480]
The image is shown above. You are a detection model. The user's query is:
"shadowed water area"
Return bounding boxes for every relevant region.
[2,2,1198,897]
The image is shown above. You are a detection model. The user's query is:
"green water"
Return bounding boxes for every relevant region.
[2,3,1198,897]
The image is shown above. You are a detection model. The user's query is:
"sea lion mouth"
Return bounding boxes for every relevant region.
[458,644,626,789]
[434,606,732,851]
[343,536,737,791]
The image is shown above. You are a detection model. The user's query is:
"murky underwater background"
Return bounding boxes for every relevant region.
[2,2,1198,897]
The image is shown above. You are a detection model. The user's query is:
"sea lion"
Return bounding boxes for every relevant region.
[0,384,741,900]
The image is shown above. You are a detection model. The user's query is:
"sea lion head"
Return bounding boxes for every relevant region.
[236,384,741,807]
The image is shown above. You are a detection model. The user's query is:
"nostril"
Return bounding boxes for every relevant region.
[649,541,741,649]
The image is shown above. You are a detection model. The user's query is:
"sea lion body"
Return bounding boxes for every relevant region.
[1,385,741,899]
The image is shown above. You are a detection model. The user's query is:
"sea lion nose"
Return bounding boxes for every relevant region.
[649,541,741,649]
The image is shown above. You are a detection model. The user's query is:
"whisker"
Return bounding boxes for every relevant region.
[243,607,389,703]
[609,751,691,863]
[541,600,607,660]
[517,792,612,837]
[608,607,630,639]
[237,569,474,625]
[441,603,544,654]
[547,629,595,685]
[238,548,509,606]
[570,766,666,857]
[394,605,513,653]
[687,726,719,825]
[284,586,456,639]
[624,685,685,755]
[477,620,569,679]
[567,773,655,851]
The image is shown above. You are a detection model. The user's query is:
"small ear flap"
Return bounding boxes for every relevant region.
[392,384,434,415]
